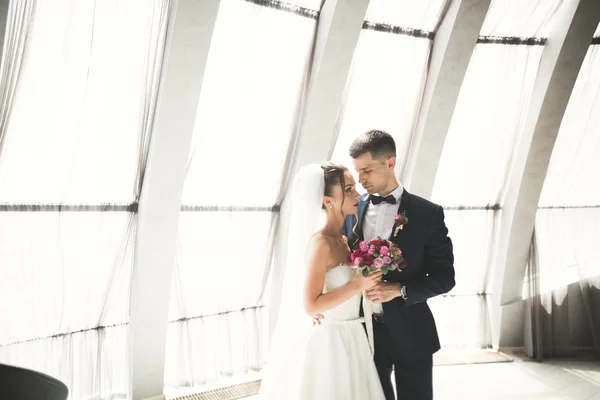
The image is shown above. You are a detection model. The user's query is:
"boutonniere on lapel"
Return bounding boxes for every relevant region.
[393,211,408,236]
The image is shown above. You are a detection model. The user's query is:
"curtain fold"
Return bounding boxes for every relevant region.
[329,0,450,187]
[0,325,130,399]
[242,0,322,14]
[166,0,317,390]
[526,37,600,359]
[429,0,567,349]
[0,1,170,398]
[0,0,35,149]
[527,209,600,358]
[364,0,449,32]
[428,209,498,348]
[135,0,171,199]
[479,0,564,38]
[0,211,136,399]
[0,0,169,205]
[181,1,316,208]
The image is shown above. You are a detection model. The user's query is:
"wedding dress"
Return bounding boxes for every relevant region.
[258,264,386,399]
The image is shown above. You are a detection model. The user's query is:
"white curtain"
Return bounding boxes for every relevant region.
[0,213,135,399]
[271,0,322,12]
[0,0,169,205]
[181,1,315,207]
[166,211,274,388]
[428,0,568,348]
[0,0,34,141]
[329,0,449,182]
[528,209,600,358]
[526,37,600,358]
[165,0,316,390]
[479,0,563,38]
[363,0,449,28]
[428,209,499,348]
[0,1,170,398]
[432,44,543,207]
[537,42,600,209]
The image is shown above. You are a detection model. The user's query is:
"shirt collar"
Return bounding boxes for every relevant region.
[374,182,404,201]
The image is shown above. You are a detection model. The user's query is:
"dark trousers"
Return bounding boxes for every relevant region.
[373,319,433,400]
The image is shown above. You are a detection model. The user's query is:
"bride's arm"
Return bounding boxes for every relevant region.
[303,236,381,316]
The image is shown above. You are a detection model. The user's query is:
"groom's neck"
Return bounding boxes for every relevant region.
[378,179,400,197]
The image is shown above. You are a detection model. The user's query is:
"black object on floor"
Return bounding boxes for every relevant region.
[0,363,68,400]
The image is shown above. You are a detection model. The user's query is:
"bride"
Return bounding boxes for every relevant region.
[259,162,386,399]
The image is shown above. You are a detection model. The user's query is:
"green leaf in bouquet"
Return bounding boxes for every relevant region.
[362,268,369,277]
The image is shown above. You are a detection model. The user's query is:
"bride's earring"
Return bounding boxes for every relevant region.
[329,204,332,209]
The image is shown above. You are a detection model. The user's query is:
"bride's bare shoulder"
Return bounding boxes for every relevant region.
[308,232,329,248]
[307,233,332,259]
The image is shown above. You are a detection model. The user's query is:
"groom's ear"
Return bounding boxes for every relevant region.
[386,156,396,170]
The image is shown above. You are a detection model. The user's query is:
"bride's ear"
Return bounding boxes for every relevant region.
[323,196,333,209]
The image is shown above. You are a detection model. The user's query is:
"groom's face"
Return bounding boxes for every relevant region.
[352,152,393,195]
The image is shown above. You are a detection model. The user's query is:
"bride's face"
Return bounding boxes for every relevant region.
[326,171,361,216]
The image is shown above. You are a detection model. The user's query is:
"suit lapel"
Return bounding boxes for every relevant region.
[388,188,410,240]
[385,189,412,280]
[352,194,369,248]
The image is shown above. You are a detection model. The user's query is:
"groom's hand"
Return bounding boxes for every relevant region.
[365,281,402,303]
[312,314,324,326]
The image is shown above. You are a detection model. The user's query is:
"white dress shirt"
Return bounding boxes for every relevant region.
[363,183,403,315]
[363,183,404,243]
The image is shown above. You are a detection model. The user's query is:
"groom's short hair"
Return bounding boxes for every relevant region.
[349,129,396,161]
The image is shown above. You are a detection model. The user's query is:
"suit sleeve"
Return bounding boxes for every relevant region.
[403,206,455,306]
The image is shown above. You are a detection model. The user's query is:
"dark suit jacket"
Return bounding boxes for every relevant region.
[344,188,455,359]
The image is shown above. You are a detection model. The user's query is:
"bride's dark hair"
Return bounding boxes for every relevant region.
[321,162,348,214]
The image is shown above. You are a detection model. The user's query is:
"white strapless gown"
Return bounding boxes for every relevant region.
[259,265,386,399]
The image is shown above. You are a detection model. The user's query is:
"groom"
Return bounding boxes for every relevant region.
[346,130,455,400]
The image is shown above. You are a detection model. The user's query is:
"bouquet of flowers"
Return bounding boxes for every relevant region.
[350,236,406,277]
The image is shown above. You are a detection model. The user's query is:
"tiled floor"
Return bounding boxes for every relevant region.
[433,358,600,400]
[245,357,600,400]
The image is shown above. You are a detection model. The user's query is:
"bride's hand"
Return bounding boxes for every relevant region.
[356,270,383,290]
[312,314,324,326]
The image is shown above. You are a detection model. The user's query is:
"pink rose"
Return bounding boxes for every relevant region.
[368,245,376,255]
[359,242,369,252]
[382,256,392,265]
[379,246,389,255]
[353,257,363,266]
[373,258,384,269]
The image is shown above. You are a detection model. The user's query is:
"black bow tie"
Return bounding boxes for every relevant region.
[370,194,396,205]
